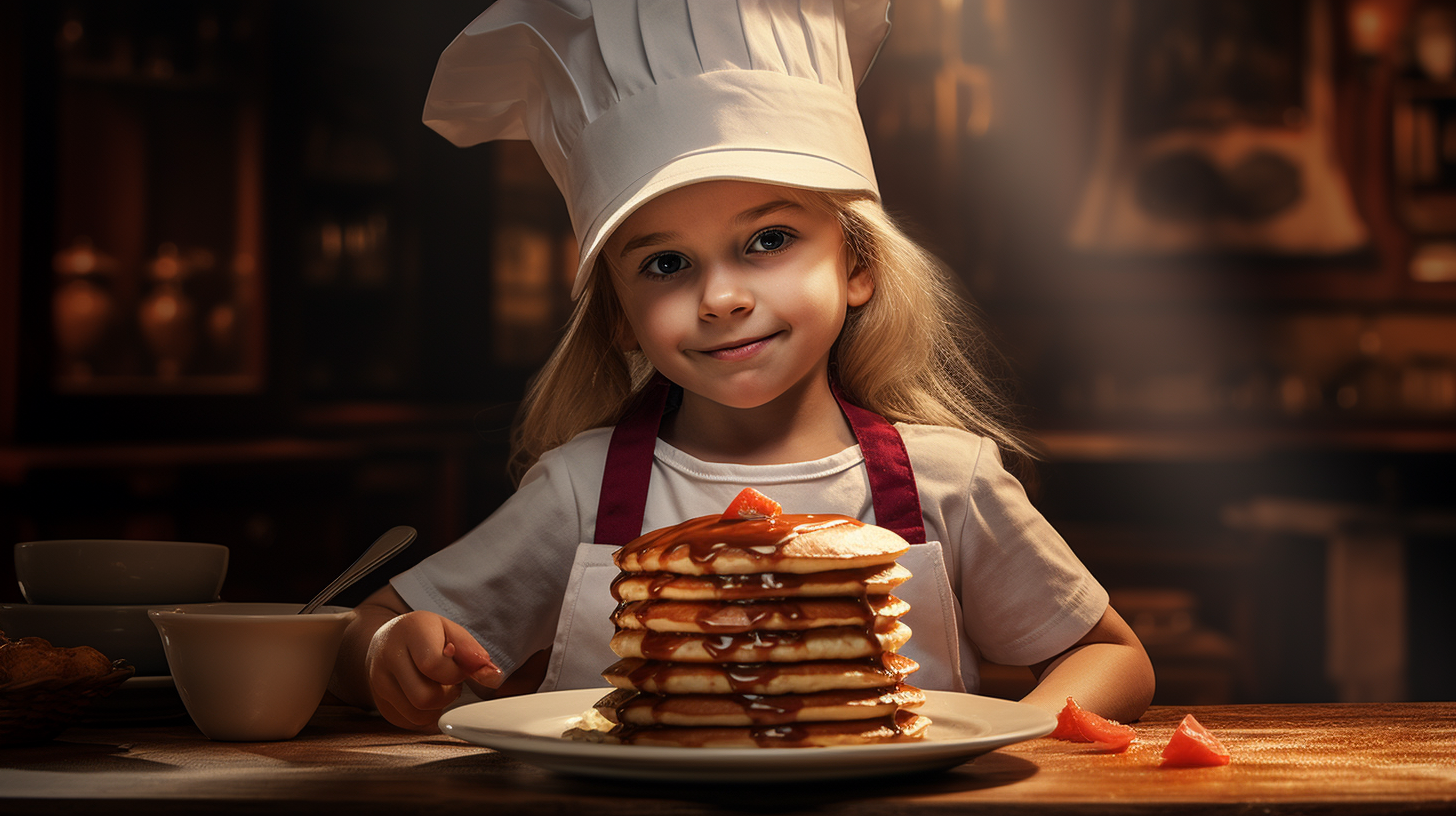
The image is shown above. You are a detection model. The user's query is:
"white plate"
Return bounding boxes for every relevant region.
[439,688,1055,782]
[122,674,177,690]
[86,674,190,726]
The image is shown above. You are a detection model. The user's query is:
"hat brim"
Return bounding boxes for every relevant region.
[572,149,878,299]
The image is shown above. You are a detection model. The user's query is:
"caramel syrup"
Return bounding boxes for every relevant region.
[615,514,862,572]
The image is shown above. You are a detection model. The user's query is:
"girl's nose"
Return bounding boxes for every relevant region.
[698,264,754,320]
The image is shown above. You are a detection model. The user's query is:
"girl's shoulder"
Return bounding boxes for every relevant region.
[524,425,615,481]
[893,422,996,453]
[892,422,1003,477]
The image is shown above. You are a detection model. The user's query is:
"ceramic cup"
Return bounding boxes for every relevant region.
[16,540,228,605]
[149,603,354,741]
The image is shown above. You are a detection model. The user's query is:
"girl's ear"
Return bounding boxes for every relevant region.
[846,261,875,307]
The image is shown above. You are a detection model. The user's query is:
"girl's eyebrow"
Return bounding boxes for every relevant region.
[619,231,674,256]
[617,200,802,257]
[735,199,800,223]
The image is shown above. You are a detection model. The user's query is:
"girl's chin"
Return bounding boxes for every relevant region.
[671,379,778,411]
[688,391,779,411]
[676,374,825,412]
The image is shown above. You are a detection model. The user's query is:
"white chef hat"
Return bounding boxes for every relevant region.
[423,0,891,298]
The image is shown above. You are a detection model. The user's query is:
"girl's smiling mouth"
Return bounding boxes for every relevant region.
[698,332,781,361]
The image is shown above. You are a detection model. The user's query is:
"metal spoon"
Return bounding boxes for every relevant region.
[298,526,417,614]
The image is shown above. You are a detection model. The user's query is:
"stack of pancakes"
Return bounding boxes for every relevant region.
[573,491,929,747]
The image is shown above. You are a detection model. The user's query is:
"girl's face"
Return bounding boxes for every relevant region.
[604,180,873,412]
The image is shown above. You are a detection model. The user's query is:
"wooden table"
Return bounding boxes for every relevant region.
[2,702,1453,814]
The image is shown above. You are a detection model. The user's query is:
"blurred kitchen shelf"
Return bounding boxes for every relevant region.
[290,401,517,435]
[1032,425,1456,462]
[0,434,479,482]
[0,428,512,606]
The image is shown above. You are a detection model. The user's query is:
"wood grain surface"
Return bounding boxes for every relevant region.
[2,702,1452,815]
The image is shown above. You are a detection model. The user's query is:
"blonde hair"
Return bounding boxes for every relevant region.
[508,189,1032,484]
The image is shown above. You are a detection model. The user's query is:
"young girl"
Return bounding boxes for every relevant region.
[330,0,1154,733]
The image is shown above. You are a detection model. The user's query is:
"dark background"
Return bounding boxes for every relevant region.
[3,0,1453,705]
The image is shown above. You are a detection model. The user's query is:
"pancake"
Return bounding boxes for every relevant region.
[614,513,910,575]
[573,488,929,749]
[602,653,921,695]
[596,683,926,727]
[565,709,931,748]
[610,563,913,601]
[611,595,909,633]
[610,621,913,663]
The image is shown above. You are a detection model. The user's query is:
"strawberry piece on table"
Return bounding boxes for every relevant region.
[720,487,782,521]
[1048,697,1137,753]
[1161,713,1230,767]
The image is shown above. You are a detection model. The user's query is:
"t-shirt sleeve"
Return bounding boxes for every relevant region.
[953,437,1109,666]
[388,443,597,679]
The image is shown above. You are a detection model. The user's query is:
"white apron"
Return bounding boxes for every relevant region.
[538,377,966,692]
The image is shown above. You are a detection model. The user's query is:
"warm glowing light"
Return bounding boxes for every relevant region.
[1410,241,1456,281]
[60,19,84,46]
[150,294,179,321]
[151,243,183,282]
[1415,5,1456,79]
[1348,0,1396,56]
[320,222,342,258]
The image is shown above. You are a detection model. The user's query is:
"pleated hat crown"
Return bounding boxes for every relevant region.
[423,0,891,298]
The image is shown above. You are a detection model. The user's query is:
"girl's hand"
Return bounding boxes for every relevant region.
[365,610,503,731]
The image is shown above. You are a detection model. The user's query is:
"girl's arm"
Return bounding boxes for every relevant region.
[329,584,410,709]
[1020,605,1155,723]
[330,584,502,731]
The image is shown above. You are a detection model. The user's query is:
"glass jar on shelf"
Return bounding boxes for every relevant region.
[137,242,197,381]
[51,236,117,382]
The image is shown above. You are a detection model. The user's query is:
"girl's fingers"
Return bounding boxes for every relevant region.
[367,613,473,730]
[377,691,437,732]
[388,652,463,711]
[376,670,458,731]
[367,611,504,733]
[407,633,468,686]
[440,622,504,688]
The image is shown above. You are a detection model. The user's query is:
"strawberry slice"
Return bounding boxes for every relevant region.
[1160,714,1230,767]
[720,487,782,521]
[1048,697,1136,753]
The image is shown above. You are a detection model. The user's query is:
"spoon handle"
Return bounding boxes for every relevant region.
[299,526,417,614]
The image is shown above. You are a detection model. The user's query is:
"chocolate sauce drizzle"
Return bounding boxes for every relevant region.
[610,565,909,601]
[615,513,866,572]
[591,509,927,747]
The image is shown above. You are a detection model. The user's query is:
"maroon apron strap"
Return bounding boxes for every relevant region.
[831,382,928,544]
[593,375,672,545]
[594,376,927,546]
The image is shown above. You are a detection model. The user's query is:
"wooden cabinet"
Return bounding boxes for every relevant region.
[0,2,526,602]
[9,2,272,446]
[855,0,1456,704]
[2,2,545,444]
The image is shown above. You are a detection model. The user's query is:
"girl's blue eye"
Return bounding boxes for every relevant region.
[643,253,688,277]
[749,229,791,253]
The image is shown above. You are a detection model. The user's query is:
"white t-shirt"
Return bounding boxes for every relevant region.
[390,423,1108,692]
